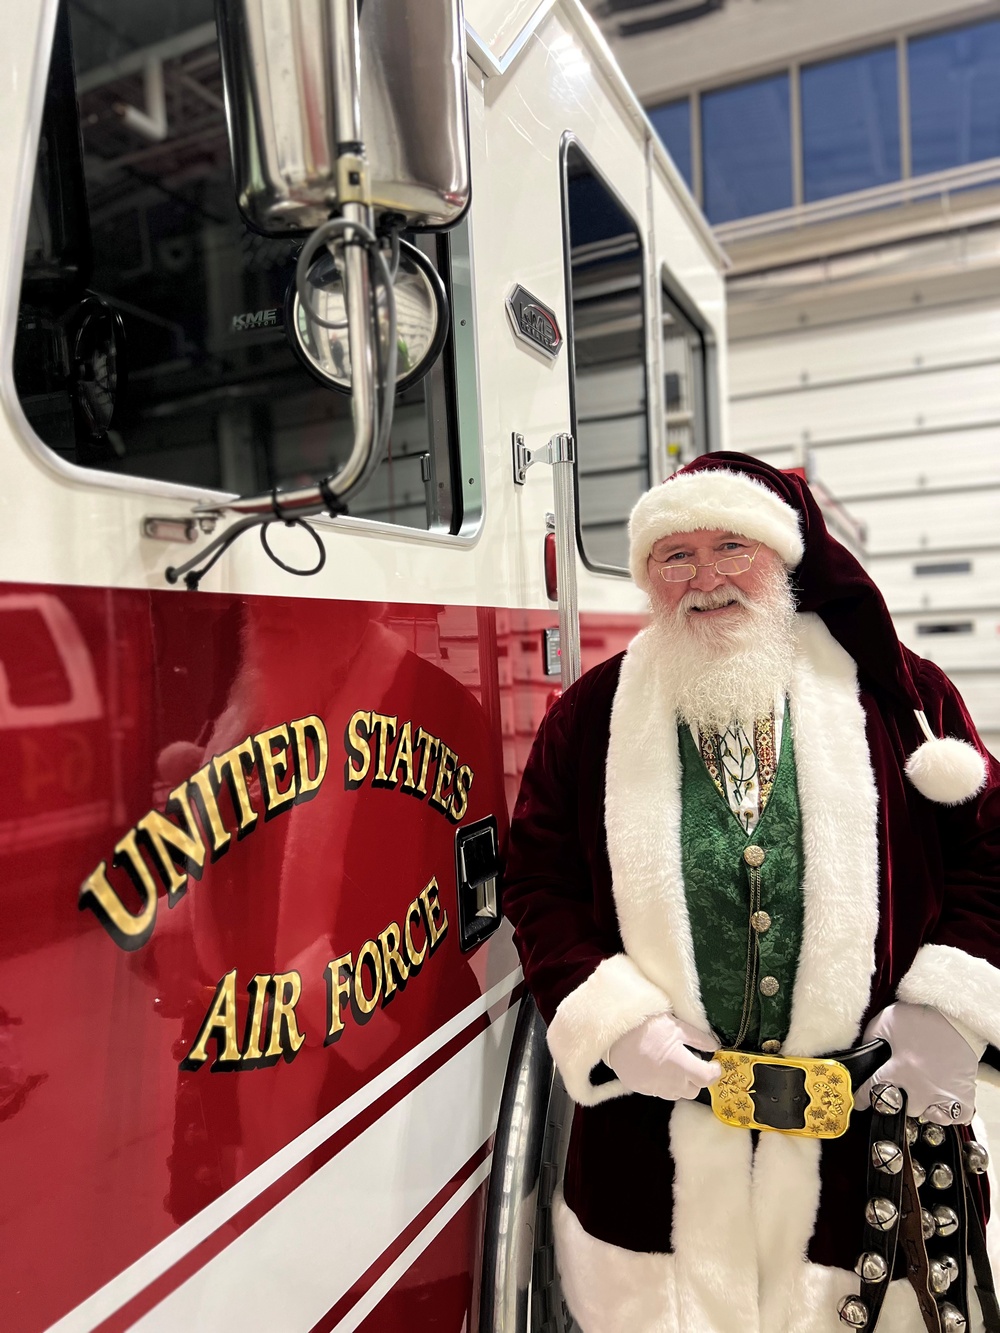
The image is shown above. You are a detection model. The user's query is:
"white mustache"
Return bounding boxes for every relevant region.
[679,585,753,613]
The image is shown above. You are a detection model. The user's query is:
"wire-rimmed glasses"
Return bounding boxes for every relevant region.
[652,543,762,583]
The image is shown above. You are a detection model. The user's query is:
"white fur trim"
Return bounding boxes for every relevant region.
[753,1133,824,1328]
[546,954,671,1106]
[905,736,987,805]
[628,469,805,593]
[897,943,1000,1051]
[782,615,880,1057]
[554,1194,953,1331]
[670,1101,758,1330]
[597,612,880,1331]
[554,1193,677,1332]
[604,625,710,1031]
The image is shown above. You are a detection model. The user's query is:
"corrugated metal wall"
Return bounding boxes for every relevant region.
[728,232,1000,754]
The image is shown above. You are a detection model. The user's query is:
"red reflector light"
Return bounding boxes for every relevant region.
[544,531,558,601]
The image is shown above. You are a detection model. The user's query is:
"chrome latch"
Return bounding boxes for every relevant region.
[512,431,574,485]
[142,515,218,544]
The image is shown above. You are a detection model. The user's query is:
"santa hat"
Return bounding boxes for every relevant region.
[628,452,987,806]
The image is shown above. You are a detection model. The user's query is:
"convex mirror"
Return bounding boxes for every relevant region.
[287,239,448,393]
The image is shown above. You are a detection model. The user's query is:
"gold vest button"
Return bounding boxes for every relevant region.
[761,1039,782,1054]
[743,845,766,867]
[750,910,772,933]
[759,975,779,997]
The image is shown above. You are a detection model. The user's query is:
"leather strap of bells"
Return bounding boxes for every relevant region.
[909,1120,970,1332]
[853,1085,908,1328]
[846,1095,1000,1333]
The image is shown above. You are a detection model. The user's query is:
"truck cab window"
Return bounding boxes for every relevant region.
[562,141,650,572]
[13,1,464,534]
[661,281,710,468]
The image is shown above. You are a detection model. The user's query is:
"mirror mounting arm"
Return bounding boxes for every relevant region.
[163,0,393,580]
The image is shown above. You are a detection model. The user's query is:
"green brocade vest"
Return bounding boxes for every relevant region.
[679,708,804,1052]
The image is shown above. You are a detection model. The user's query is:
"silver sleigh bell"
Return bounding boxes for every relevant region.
[929,1256,958,1294]
[941,1255,961,1284]
[929,1162,955,1191]
[911,1159,927,1189]
[965,1141,990,1175]
[929,1260,952,1295]
[865,1197,899,1231]
[871,1140,904,1175]
[838,1295,870,1328]
[933,1205,960,1237]
[855,1251,889,1283]
[939,1303,968,1333]
[870,1083,905,1116]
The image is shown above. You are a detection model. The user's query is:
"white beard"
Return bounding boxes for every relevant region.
[649,564,798,734]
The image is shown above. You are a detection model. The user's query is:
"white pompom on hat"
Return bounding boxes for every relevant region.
[905,713,987,807]
[628,467,805,594]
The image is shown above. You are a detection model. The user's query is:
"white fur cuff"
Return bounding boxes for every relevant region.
[896,943,1000,1050]
[546,954,672,1105]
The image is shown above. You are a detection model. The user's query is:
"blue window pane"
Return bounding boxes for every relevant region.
[649,99,693,190]
[802,47,900,202]
[702,75,792,224]
[909,20,1000,175]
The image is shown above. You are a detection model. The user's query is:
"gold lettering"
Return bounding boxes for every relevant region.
[448,764,474,823]
[213,738,259,835]
[293,715,329,798]
[324,953,353,1043]
[265,972,306,1059]
[79,854,157,950]
[137,783,207,902]
[378,921,410,999]
[428,745,458,815]
[242,973,271,1061]
[370,713,398,784]
[388,720,416,792]
[253,724,297,814]
[419,878,449,952]
[353,939,383,1016]
[343,711,372,789]
[189,764,232,854]
[186,969,242,1067]
[413,727,441,797]
[403,898,428,969]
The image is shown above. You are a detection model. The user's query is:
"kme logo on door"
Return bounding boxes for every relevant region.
[505,285,562,359]
[231,308,279,332]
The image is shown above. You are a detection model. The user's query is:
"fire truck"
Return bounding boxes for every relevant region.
[0,1,727,1329]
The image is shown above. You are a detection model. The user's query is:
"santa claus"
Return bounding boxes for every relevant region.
[503,452,1000,1333]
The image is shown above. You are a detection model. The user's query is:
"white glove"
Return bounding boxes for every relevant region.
[607,1013,722,1101]
[855,1003,981,1125]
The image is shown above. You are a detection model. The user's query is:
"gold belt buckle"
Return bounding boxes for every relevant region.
[707,1049,854,1139]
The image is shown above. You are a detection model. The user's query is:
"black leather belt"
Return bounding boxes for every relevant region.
[693,1038,889,1136]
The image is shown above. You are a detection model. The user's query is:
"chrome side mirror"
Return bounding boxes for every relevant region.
[167,0,469,588]
[215,0,470,237]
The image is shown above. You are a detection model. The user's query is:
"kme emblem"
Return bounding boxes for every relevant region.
[505,285,562,359]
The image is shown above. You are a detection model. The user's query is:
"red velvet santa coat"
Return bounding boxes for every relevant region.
[503,612,1000,1333]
